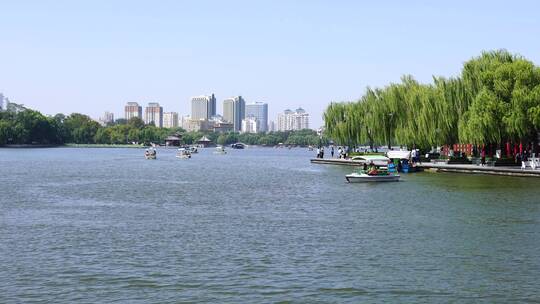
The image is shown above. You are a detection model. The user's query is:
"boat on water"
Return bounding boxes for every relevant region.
[176,148,191,159]
[386,150,413,173]
[346,172,400,183]
[231,143,245,149]
[189,146,198,154]
[144,148,157,160]
[346,155,400,183]
[214,146,227,154]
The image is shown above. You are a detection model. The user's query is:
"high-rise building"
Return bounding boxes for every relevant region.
[0,93,4,111]
[125,102,142,120]
[99,111,114,126]
[277,107,310,131]
[246,102,268,132]
[268,120,276,132]
[223,96,245,132]
[179,115,191,130]
[144,102,163,127]
[163,112,179,128]
[241,115,259,133]
[191,94,216,120]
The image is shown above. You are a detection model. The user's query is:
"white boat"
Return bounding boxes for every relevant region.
[345,172,400,183]
[214,146,227,154]
[144,148,157,160]
[176,148,191,159]
[189,146,198,154]
[346,155,400,182]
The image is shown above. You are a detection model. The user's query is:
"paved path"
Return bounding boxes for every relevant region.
[310,158,540,177]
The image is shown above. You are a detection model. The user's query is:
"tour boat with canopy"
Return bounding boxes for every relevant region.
[346,155,400,183]
[176,148,191,159]
[214,146,227,154]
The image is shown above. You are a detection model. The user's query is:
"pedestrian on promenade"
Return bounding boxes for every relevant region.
[316,147,320,158]
[481,148,486,166]
[321,146,325,158]
[331,146,334,158]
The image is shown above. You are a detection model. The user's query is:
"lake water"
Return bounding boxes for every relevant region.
[1,147,539,303]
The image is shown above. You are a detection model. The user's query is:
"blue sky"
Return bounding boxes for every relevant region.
[1,0,539,128]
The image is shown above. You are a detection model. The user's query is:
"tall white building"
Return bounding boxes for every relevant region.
[163,112,179,128]
[99,111,114,126]
[268,120,276,132]
[125,102,142,120]
[241,115,259,133]
[179,115,191,130]
[144,102,163,127]
[191,94,216,120]
[277,107,310,131]
[0,93,4,111]
[223,96,245,132]
[245,102,268,132]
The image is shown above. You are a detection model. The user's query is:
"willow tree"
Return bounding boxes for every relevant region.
[323,102,351,145]
[459,49,540,149]
[433,76,469,146]
[323,49,540,152]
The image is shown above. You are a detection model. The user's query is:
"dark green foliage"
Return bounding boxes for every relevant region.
[324,50,540,150]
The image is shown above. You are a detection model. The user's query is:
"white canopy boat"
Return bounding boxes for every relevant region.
[346,155,400,182]
[214,146,227,154]
[176,148,191,159]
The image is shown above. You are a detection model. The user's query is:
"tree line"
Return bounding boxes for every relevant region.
[0,105,322,146]
[324,50,540,154]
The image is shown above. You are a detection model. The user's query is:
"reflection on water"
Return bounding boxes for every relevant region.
[1,147,539,303]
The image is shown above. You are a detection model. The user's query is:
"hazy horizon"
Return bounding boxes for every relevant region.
[1,0,540,128]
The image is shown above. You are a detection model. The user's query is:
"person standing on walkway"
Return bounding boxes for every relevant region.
[331,146,334,158]
[481,148,486,166]
[316,147,320,158]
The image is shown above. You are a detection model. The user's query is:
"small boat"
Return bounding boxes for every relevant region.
[345,172,400,183]
[144,148,157,160]
[346,155,400,182]
[308,145,314,151]
[214,146,227,154]
[387,150,412,173]
[189,146,198,154]
[176,148,191,159]
[231,143,245,149]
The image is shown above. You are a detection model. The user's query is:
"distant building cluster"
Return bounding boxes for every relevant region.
[1,91,310,132]
[277,108,310,131]
[99,111,114,126]
[96,92,310,133]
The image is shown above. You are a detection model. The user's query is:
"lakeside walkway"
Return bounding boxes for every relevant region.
[310,158,540,178]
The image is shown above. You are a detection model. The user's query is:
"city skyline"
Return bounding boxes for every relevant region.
[115,96,308,132]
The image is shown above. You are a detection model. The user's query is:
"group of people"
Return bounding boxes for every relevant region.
[315,146,348,159]
[144,149,157,158]
[362,161,379,175]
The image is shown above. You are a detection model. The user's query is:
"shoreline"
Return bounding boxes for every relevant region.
[310,158,540,178]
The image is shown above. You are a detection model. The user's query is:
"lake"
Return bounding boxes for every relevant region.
[1,147,539,303]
